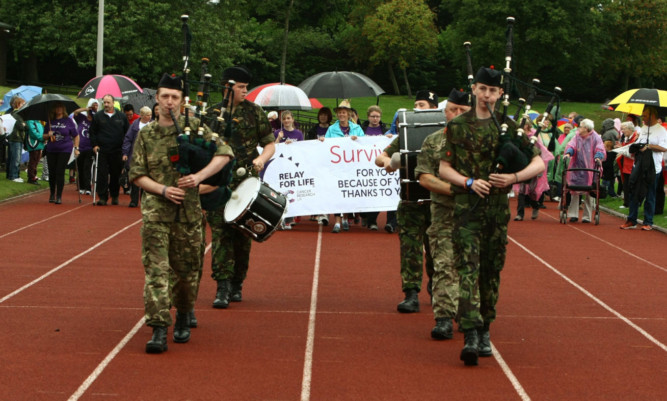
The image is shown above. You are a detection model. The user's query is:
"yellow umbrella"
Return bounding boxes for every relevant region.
[607,88,667,115]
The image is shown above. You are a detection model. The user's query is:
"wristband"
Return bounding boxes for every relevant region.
[465,177,474,191]
[161,185,167,198]
[514,173,519,183]
[74,147,79,150]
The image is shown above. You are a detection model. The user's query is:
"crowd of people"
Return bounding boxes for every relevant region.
[2,67,666,366]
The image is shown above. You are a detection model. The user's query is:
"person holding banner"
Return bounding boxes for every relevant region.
[325,99,365,233]
[209,66,275,309]
[44,103,80,204]
[439,67,544,366]
[415,89,470,339]
[375,90,439,313]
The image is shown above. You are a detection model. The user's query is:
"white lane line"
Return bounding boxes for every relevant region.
[492,343,531,401]
[510,236,667,352]
[0,204,88,240]
[300,225,323,401]
[0,219,142,304]
[539,213,667,273]
[67,317,145,401]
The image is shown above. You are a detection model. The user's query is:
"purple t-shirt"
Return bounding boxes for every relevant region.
[315,125,328,138]
[364,125,384,136]
[72,113,93,151]
[274,127,304,143]
[45,117,78,153]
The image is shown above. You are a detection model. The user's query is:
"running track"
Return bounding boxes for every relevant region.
[0,187,665,400]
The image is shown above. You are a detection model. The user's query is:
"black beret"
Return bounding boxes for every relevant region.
[415,90,438,107]
[447,88,470,106]
[222,66,252,83]
[157,73,184,92]
[473,67,502,87]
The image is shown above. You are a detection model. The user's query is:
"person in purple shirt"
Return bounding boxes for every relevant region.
[122,106,153,207]
[45,103,79,204]
[306,107,332,140]
[71,98,99,195]
[273,110,304,144]
[360,105,389,230]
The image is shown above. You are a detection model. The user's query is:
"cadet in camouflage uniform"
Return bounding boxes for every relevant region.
[129,74,234,354]
[207,66,276,309]
[414,89,470,340]
[439,68,544,366]
[375,90,439,314]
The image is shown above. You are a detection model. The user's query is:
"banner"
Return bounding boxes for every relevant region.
[261,136,400,217]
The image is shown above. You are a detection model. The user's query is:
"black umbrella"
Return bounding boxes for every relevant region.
[16,94,80,121]
[121,88,157,112]
[298,71,385,99]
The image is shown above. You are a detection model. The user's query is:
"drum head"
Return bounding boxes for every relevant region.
[224,177,261,222]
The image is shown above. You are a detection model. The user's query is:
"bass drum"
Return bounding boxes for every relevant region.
[224,177,287,242]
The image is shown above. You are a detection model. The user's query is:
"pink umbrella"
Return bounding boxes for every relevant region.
[78,74,143,99]
[246,82,322,110]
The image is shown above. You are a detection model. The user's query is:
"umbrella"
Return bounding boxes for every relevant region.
[246,83,322,110]
[78,74,143,99]
[298,71,385,99]
[16,94,80,121]
[1,85,43,112]
[121,88,157,112]
[607,88,667,115]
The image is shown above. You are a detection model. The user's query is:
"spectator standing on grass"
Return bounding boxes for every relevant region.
[24,119,44,185]
[562,118,605,223]
[6,96,26,182]
[620,106,667,231]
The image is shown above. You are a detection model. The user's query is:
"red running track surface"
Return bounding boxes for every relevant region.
[0,187,665,400]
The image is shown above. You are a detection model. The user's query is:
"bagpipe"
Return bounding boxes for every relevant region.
[464,17,562,175]
[169,14,236,211]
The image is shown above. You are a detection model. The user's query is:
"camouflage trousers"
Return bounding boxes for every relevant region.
[427,201,459,319]
[141,220,203,327]
[397,200,434,292]
[206,209,252,283]
[452,194,509,331]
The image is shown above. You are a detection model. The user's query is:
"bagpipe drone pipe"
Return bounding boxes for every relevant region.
[169,15,236,211]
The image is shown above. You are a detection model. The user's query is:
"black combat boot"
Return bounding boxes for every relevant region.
[145,326,168,354]
[230,281,243,302]
[397,289,419,313]
[431,318,453,340]
[213,280,231,309]
[188,309,198,328]
[460,329,479,366]
[477,326,492,357]
[173,310,191,343]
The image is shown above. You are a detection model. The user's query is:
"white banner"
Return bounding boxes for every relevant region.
[261,136,400,217]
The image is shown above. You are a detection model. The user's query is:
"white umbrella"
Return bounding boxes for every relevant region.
[246,83,317,111]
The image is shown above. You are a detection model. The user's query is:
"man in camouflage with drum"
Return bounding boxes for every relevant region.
[207,66,276,309]
[415,89,470,340]
[130,73,234,354]
[375,90,439,314]
[439,67,544,366]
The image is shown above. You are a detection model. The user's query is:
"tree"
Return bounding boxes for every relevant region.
[362,0,438,96]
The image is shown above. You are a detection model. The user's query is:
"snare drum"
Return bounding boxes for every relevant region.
[224,177,287,242]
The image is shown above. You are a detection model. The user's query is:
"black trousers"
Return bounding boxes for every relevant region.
[46,151,70,198]
[95,151,123,200]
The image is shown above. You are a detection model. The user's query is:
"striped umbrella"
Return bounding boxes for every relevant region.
[246,83,322,110]
[607,88,667,115]
[78,74,143,99]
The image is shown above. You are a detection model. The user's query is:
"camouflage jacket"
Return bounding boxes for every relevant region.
[441,110,538,194]
[414,128,454,207]
[218,100,274,183]
[129,115,234,223]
